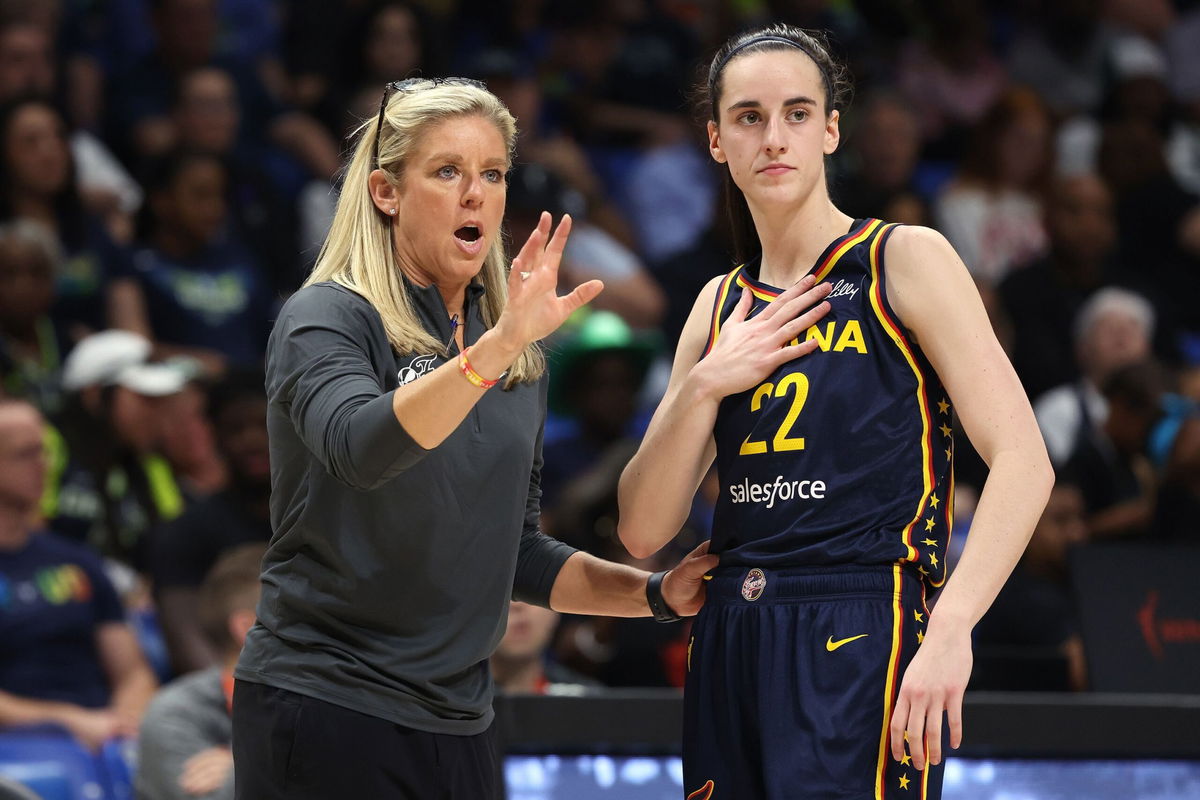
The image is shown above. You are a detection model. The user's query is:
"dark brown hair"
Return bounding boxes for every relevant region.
[699,24,852,264]
[197,543,266,654]
[960,86,1053,193]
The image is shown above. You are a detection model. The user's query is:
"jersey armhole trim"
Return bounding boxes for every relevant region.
[867,223,930,564]
[702,267,743,358]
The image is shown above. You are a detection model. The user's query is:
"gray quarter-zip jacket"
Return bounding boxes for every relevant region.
[235,279,576,735]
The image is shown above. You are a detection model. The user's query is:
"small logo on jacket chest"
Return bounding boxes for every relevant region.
[398,354,438,386]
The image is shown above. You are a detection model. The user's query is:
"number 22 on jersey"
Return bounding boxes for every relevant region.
[739,373,810,455]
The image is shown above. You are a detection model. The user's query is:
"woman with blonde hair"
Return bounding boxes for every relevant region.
[231,78,718,798]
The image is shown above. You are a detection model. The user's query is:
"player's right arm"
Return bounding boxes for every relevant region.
[618,274,831,558]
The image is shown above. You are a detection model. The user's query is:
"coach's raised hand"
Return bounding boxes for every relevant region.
[491,212,604,352]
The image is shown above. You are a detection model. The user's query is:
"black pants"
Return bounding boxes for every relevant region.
[232,679,502,800]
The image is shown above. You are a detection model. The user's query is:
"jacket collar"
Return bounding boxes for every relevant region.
[400,272,488,343]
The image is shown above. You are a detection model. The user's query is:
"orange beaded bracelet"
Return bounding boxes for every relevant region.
[457,347,499,389]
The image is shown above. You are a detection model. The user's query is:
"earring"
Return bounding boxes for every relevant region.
[389,209,397,215]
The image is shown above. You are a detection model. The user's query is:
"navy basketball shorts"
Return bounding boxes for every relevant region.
[683,564,944,800]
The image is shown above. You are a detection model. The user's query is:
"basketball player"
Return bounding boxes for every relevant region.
[618,25,1053,799]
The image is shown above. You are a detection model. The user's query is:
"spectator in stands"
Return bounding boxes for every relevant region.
[281,0,385,121]
[1054,24,1180,163]
[835,91,929,226]
[0,399,157,750]
[47,330,187,575]
[973,476,1089,691]
[541,310,659,539]
[158,377,226,500]
[0,219,72,415]
[548,2,696,153]
[1104,36,1174,133]
[491,601,598,695]
[0,97,129,336]
[545,3,714,266]
[170,67,302,293]
[895,0,1007,162]
[1101,361,1200,542]
[999,174,1120,399]
[450,0,554,66]
[1165,10,1200,197]
[136,543,264,800]
[1058,356,1163,544]
[153,370,271,674]
[1056,34,1176,183]
[110,150,275,375]
[540,314,709,692]
[0,19,143,238]
[107,0,338,183]
[505,165,665,330]
[934,86,1052,284]
[1007,0,1116,117]
[322,1,435,138]
[473,48,639,244]
[1098,118,1200,336]
[1035,287,1155,467]
[0,21,54,104]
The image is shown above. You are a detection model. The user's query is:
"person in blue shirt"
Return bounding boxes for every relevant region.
[112,150,274,374]
[0,399,157,750]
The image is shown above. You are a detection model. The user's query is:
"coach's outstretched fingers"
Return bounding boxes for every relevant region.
[496,213,602,349]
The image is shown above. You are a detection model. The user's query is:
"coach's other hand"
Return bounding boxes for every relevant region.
[661,541,721,617]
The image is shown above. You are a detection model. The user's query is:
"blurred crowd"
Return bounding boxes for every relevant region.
[0,0,1199,796]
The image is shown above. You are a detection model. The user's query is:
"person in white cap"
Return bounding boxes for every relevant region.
[42,330,188,574]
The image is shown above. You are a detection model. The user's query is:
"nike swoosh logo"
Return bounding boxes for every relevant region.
[826,634,869,652]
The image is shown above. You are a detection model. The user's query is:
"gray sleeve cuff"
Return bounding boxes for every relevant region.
[343,390,430,488]
[269,287,431,490]
[512,530,577,607]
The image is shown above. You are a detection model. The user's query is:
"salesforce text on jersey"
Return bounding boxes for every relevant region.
[729,476,827,508]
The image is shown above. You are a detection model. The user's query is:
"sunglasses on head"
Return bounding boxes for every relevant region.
[372,77,488,168]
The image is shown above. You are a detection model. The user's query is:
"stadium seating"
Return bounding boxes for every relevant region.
[0,731,133,800]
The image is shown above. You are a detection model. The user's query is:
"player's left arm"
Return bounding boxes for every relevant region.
[883,226,1053,771]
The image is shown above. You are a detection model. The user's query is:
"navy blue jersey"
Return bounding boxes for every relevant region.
[705,219,953,587]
